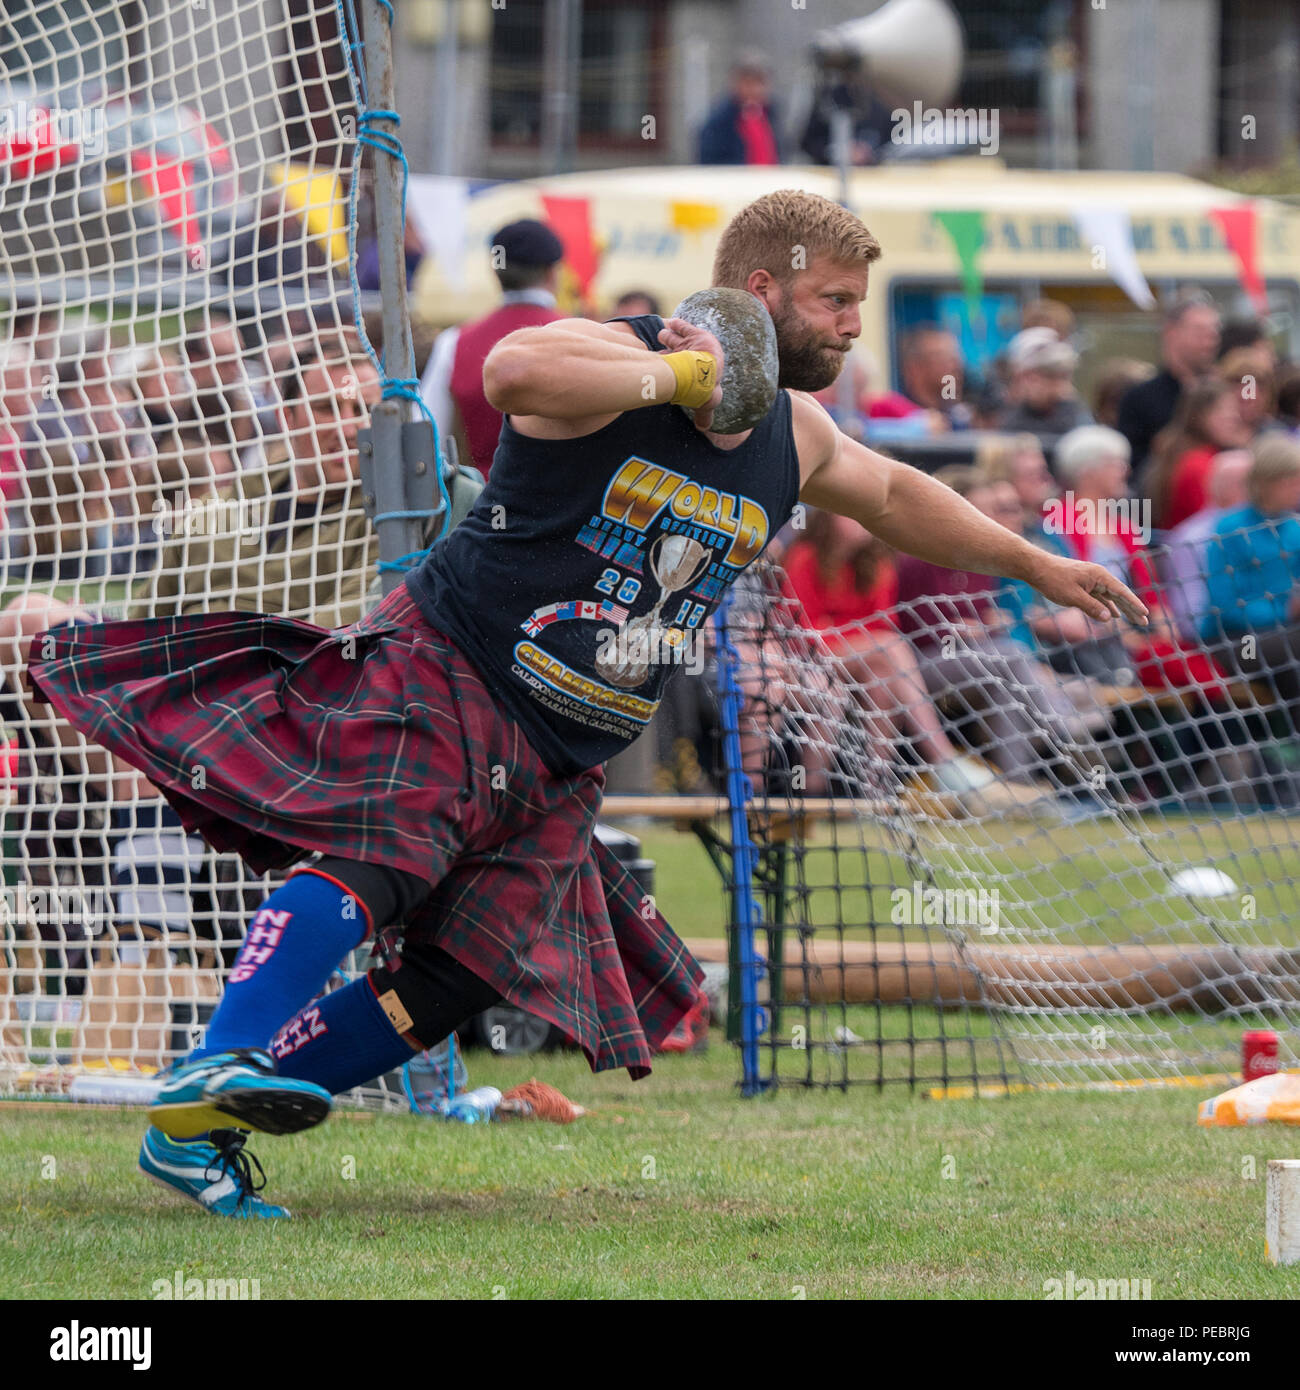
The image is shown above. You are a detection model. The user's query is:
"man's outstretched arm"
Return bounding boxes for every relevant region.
[792,392,1149,626]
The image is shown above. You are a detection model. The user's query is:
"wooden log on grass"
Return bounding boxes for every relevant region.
[682,938,1300,1010]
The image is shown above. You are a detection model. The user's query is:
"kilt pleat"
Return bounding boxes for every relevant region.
[27,587,702,1075]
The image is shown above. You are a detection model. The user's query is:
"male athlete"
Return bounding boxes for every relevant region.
[29,190,1145,1218]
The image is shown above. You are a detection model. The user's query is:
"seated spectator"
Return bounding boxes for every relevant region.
[811,349,948,444]
[897,324,971,429]
[781,510,1016,805]
[1021,298,1077,339]
[893,481,1098,802]
[138,338,382,626]
[1202,435,1300,729]
[971,303,1074,426]
[1093,357,1156,430]
[1217,345,1277,438]
[1163,449,1253,641]
[1051,425,1229,700]
[114,346,196,432]
[1116,288,1221,474]
[968,469,1127,693]
[968,474,1118,736]
[995,328,1093,446]
[977,433,1066,550]
[1216,314,1277,369]
[15,327,128,582]
[697,52,781,166]
[1144,379,1251,531]
[183,313,276,466]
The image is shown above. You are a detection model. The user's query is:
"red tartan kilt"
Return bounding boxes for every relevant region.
[27,584,702,1076]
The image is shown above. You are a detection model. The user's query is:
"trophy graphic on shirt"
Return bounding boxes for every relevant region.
[594,535,712,689]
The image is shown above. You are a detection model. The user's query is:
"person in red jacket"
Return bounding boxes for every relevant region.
[419,218,565,477]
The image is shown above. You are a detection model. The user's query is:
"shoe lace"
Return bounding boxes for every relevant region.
[207,1129,268,1209]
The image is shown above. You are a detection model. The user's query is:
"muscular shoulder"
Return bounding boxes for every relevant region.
[787,389,839,483]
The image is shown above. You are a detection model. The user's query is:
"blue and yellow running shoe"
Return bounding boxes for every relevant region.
[139,1127,290,1219]
[150,1046,331,1139]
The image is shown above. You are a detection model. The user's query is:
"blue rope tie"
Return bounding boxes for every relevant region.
[337,0,452,569]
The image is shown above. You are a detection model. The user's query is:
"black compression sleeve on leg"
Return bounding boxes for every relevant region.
[308,856,430,932]
[368,942,504,1051]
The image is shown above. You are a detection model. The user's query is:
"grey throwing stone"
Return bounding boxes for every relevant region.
[671,288,779,434]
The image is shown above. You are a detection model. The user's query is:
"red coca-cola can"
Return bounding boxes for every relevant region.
[1243,1030,1280,1081]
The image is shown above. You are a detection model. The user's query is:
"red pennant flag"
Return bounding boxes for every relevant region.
[540,194,600,295]
[1209,204,1267,312]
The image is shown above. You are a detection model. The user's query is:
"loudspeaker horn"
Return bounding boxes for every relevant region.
[811,0,965,109]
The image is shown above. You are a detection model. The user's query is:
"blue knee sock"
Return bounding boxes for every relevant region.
[271,976,414,1095]
[196,871,369,1059]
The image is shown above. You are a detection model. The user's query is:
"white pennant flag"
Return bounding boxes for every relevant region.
[1073,205,1156,311]
[407,175,470,291]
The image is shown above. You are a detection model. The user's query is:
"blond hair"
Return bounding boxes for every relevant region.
[977,432,1043,484]
[1248,433,1300,508]
[712,189,881,290]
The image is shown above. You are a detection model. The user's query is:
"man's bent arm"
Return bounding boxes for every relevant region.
[484,319,680,420]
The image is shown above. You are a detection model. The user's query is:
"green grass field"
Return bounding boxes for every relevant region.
[4,817,1300,1300]
[625,813,1300,946]
[3,1044,1299,1300]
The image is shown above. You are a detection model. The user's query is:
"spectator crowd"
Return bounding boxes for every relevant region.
[770,286,1300,816]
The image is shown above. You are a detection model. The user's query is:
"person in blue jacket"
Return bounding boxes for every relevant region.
[1203,434,1300,727]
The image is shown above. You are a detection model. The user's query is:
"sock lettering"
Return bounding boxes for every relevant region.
[271,1005,327,1060]
[230,911,292,983]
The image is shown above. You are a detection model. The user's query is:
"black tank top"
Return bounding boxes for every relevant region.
[407,314,801,775]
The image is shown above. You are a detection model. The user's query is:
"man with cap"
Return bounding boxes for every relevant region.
[996,326,1093,449]
[419,218,566,477]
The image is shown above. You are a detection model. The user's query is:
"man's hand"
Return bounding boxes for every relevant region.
[657,317,724,431]
[1027,555,1149,626]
